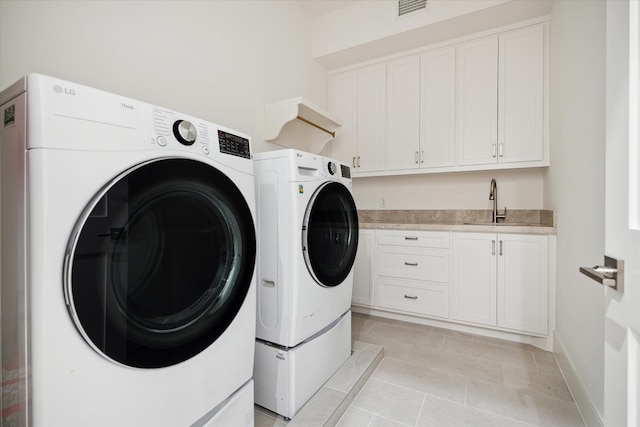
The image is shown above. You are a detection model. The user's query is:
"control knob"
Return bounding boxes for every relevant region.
[173,120,197,146]
[327,161,337,175]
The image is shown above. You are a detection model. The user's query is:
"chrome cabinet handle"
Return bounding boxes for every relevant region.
[404,262,418,266]
[404,236,418,240]
[404,294,418,300]
[499,143,504,157]
[353,157,356,168]
[492,144,497,158]
[415,151,419,164]
[492,240,496,255]
[421,150,424,164]
[499,240,503,256]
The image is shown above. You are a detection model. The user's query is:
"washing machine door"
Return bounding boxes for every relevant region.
[302,181,359,287]
[64,158,256,369]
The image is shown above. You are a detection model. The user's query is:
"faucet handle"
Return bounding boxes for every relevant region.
[496,207,507,220]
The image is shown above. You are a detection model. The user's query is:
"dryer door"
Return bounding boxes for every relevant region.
[64,158,256,368]
[302,181,359,287]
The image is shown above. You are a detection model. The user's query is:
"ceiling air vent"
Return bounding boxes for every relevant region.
[398,0,427,16]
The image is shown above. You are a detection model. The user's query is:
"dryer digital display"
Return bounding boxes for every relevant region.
[218,130,251,159]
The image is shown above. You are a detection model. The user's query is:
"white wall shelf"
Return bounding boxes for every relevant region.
[264,97,341,154]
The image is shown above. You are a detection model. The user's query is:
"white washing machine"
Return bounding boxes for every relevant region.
[0,74,257,427]
[252,149,359,419]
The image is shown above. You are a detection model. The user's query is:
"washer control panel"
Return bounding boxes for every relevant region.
[218,130,250,159]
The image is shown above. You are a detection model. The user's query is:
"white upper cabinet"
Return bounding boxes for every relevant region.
[386,49,455,172]
[457,25,545,166]
[421,47,456,168]
[386,56,420,171]
[498,25,544,164]
[329,66,386,173]
[357,64,387,173]
[329,71,357,168]
[329,20,548,177]
[456,37,499,166]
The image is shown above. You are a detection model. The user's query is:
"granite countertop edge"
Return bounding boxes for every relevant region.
[357,209,557,235]
[359,221,556,235]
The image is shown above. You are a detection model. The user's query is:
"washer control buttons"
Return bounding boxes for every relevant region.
[327,161,337,175]
[156,136,167,147]
[202,145,210,155]
[173,120,197,146]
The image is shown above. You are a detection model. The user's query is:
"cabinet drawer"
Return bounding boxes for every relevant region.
[377,230,450,248]
[378,246,450,283]
[377,277,449,318]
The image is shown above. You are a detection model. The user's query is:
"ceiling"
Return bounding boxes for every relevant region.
[296,0,360,18]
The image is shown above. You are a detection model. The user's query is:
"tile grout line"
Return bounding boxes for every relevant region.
[414,394,427,427]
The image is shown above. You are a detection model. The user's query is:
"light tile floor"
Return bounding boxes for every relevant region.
[256,312,586,427]
[340,312,585,427]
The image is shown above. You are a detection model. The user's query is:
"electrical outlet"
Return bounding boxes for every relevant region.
[379,196,386,208]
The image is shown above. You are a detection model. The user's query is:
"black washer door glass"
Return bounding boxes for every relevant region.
[305,182,359,287]
[67,159,255,368]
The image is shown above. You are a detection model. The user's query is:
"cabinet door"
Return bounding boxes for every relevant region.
[352,229,375,307]
[452,233,497,325]
[421,47,455,168]
[456,37,498,166]
[498,25,544,163]
[387,56,420,171]
[329,71,357,167]
[497,234,548,334]
[357,64,386,173]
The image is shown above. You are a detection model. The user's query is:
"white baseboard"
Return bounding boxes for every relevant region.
[554,331,603,427]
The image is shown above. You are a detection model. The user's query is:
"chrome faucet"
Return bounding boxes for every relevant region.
[489,179,507,223]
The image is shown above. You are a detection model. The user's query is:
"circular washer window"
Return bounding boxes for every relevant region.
[302,181,359,287]
[65,159,256,368]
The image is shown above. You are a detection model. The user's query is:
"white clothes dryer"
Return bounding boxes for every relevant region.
[253,149,358,418]
[0,74,256,427]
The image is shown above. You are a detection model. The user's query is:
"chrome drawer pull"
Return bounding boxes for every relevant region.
[404,262,418,266]
[404,294,418,300]
[404,236,418,240]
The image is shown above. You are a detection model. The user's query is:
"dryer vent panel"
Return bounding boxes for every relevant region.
[398,0,427,16]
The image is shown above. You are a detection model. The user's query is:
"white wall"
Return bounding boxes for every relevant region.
[354,168,543,210]
[545,0,606,420]
[0,0,326,154]
[311,0,551,69]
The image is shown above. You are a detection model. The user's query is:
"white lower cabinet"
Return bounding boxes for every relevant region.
[377,277,449,319]
[497,234,549,334]
[352,229,376,307]
[452,232,548,335]
[352,228,551,338]
[451,233,497,325]
[376,230,451,318]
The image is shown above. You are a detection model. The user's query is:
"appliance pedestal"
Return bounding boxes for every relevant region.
[254,311,351,419]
